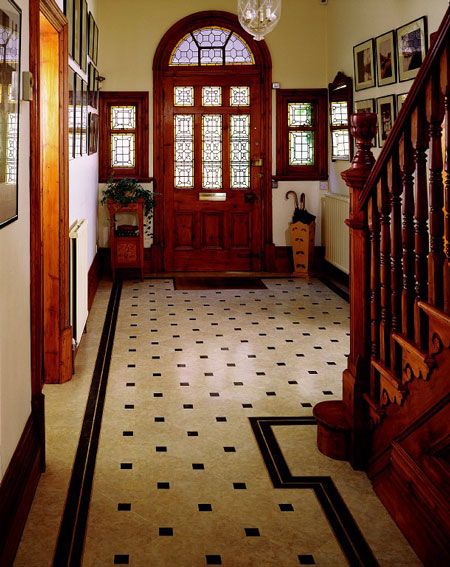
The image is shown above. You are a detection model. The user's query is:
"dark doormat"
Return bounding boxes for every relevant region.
[174,277,267,290]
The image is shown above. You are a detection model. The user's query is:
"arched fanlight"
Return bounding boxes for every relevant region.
[237,0,281,41]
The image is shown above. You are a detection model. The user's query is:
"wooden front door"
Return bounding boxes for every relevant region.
[163,73,264,271]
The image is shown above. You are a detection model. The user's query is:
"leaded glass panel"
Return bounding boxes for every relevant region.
[174,86,194,107]
[202,114,222,189]
[331,101,348,126]
[111,106,136,130]
[6,113,17,184]
[192,27,230,46]
[174,115,194,188]
[289,132,314,166]
[200,48,223,65]
[331,130,350,160]
[230,115,250,189]
[170,33,199,66]
[224,33,254,65]
[288,103,313,127]
[230,86,250,106]
[202,86,222,107]
[111,133,135,167]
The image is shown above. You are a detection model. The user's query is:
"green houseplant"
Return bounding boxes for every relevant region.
[101,177,155,217]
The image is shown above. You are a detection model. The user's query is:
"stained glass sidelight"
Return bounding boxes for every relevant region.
[230,115,250,189]
[330,101,348,126]
[202,114,222,189]
[111,133,135,168]
[202,86,222,107]
[170,27,254,66]
[288,103,313,127]
[230,86,250,106]
[111,106,136,130]
[331,130,350,160]
[174,115,194,188]
[289,132,314,166]
[174,86,194,107]
[6,113,18,184]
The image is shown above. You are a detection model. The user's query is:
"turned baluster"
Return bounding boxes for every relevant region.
[443,45,450,314]
[368,192,380,400]
[426,68,445,308]
[378,171,391,368]
[411,103,430,346]
[399,123,416,339]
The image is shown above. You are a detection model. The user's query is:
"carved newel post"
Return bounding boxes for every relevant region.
[314,112,377,469]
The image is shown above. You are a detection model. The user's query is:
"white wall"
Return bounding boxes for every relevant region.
[327,0,448,196]
[0,0,31,479]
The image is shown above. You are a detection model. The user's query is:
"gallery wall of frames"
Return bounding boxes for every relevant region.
[64,0,99,159]
[352,16,427,148]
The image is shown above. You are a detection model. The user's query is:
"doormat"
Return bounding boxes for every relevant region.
[174,277,267,290]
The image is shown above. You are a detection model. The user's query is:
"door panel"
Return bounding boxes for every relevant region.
[163,74,263,271]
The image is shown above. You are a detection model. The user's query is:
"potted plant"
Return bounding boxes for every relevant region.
[100,177,155,217]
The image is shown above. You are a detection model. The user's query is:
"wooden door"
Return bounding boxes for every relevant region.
[163,74,263,271]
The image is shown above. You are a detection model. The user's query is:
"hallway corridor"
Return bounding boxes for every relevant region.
[15,279,418,566]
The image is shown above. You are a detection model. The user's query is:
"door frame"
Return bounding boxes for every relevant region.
[152,11,274,272]
[30,0,71,463]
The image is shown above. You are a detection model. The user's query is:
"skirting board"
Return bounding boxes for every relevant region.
[0,413,42,565]
[88,251,101,312]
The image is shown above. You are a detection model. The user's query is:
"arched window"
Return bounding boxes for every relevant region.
[170,26,255,66]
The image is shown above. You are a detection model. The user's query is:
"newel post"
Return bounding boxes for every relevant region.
[341,112,377,467]
[313,113,376,470]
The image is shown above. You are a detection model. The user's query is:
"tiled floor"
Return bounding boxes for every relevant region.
[15,278,419,566]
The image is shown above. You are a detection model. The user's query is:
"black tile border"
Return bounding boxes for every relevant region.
[53,280,122,566]
[249,416,377,567]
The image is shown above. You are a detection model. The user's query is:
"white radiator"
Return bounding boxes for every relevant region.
[321,193,350,274]
[69,219,89,346]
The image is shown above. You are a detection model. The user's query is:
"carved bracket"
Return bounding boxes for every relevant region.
[372,359,408,408]
[393,333,435,383]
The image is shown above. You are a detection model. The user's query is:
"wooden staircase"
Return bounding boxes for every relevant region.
[314,6,450,565]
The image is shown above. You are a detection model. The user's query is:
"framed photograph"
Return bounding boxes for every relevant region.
[81,79,88,154]
[93,21,99,65]
[375,30,396,86]
[0,0,21,229]
[73,0,80,65]
[88,12,95,59]
[75,73,82,156]
[353,39,376,91]
[80,0,87,72]
[397,17,428,82]
[68,68,75,159]
[377,95,395,147]
[88,113,99,155]
[355,99,376,145]
[64,0,73,59]
[397,92,408,111]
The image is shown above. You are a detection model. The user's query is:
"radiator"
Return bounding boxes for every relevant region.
[321,193,350,274]
[69,219,89,346]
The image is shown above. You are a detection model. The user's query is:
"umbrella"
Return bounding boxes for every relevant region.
[285,191,316,224]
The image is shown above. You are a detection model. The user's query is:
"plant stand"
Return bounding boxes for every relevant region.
[108,199,144,280]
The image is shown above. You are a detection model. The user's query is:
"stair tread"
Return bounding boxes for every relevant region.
[313,400,351,431]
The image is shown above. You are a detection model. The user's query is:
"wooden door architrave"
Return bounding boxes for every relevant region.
[153,11,274,272]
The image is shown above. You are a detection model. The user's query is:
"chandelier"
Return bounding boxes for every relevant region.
[237,0,282,41]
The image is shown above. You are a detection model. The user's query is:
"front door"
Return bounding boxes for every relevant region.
[163,74,263,271]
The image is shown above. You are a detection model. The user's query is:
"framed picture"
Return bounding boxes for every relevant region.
[397,17,428,82]
[73,0,80,65]
[355,99,376,145]
[353,39,376,91]
[75,73,82,156]
[88,12,95,59]
[397,92,408,111]
[377,95,395,147]
[0,0,21,229]
[93,21,99,65]
[88,113,99,155]
[64,0,73,58]
[81,79,88,154]
[375,30,396,86]
[68,68,75,159]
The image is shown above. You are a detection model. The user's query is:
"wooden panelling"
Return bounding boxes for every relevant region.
[201,212,224,249]
[174,213,195,249]
[230,213,250,249]
[0,413,42,566]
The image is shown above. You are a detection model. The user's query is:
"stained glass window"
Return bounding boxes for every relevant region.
[111,134,135,168]
[111,106,136,129]
[202,114,222,189]
[330,101,348,127]
[174,115,194,188]
[289,132,314,166]
[230,86,250,106]
[331,130,350,160]
[288,103,312,127]
[230,115,250,189]
[174,86,194,106]
[6,113,18,184]
[202,86,222,107]
[170,27,254,66]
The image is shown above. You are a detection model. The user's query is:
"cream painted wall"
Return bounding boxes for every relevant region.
[327,0,448,196]
[0,0,31,479]
[96,0,328,247]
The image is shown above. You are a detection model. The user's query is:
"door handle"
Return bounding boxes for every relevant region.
[244,192,257,204]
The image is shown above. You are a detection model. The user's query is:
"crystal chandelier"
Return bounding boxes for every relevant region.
[237,0,281,41]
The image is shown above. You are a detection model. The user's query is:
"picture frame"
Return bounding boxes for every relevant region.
[377,95,396,147]
[397,16,428,82]
[88,112,99,155]
[73,0,80,65]
[92,20,99,65]
[80,0,88,72]
[68,68,75,159]
[375,30,396,87]
[0,0,21,229]
[355,99,376,145]
[88,12,95,60]
[81,79,88,154]
[64,0,73,59]
[353,39,376,91]
[397,92,408,111]
[75,73,82,156]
